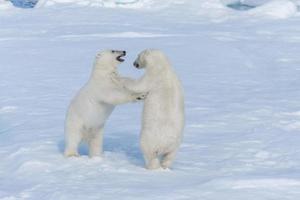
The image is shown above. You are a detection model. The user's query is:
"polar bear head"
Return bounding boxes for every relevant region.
[133,49,170,72]
[94,50,126,70]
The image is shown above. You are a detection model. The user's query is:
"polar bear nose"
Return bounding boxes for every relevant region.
[122,51,126,55]
[133,61,139,68]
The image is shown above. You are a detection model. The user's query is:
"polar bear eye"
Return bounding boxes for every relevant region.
[111,50,116,53]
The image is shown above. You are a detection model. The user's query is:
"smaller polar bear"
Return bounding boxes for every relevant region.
[64,50,144,157]
[113,49,185,169]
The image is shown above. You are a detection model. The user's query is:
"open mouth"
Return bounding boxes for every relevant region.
[115,51,126,62]
[116,55,125,62]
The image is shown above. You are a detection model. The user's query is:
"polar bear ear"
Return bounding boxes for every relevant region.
[143,49,151,57]
[96,52,101,58]
[141,49,152,63]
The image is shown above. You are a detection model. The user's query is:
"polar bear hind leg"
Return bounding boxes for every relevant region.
[146,157,160,170]
[64,126,82,157]
[88,127,104,157]
[143,151,161,170]
[161,150,177,169]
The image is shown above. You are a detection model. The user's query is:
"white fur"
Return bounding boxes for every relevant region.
[114,49,185,169]
[64,50,142,157]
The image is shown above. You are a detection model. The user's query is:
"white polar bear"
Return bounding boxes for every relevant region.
[64,50,144,157]
[113,49,185,169]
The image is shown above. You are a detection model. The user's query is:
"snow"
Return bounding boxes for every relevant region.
[0,0,14,9]
[35,0,300,19]
[1,2,300,200]
[35,0,176,9]
[248,0,298,19]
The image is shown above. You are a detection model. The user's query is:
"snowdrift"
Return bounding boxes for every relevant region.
[0,0,15,9]
[3,0,299,19]
[36,0,175,8]
[34,0,299,19]
[248,0,298,18]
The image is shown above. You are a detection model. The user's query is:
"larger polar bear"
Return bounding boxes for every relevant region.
[64,50,144,157]
[113,49,185,169]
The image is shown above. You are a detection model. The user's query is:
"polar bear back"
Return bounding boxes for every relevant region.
[142,70,184,139]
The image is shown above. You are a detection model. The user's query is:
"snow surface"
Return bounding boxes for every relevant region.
[1,3,300,200]
[34,0,300,19]
[248,0,298,18]
[0,0,15,9]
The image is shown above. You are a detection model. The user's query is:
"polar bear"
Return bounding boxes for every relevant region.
[112,49,185,169]
[64,50,144,157]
